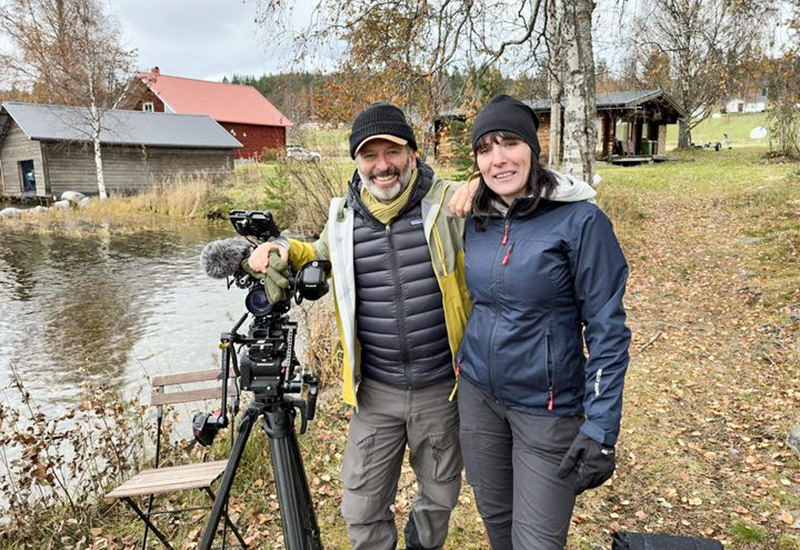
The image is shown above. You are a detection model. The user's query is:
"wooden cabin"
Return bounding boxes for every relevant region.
[529,89,686,164]
[0,102,242,199]
[435,89,686,165]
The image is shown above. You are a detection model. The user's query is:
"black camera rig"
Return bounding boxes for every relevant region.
[196,210,326,550]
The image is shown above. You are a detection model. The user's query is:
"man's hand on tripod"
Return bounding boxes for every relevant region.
[248,241,289,273]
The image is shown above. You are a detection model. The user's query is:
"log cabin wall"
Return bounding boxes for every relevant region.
[42,142,234,196]
[0,119,47,197]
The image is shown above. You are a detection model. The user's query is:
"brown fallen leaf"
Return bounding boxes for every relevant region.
[779,511,795,525]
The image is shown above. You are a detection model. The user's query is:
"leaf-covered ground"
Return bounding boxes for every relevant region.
[22,149,800,550]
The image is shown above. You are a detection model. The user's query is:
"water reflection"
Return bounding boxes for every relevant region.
[0,222,251,412]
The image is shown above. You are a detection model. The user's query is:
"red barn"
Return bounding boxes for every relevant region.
[123,67,292,160]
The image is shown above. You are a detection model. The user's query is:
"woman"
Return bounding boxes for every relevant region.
[457,95,631,549]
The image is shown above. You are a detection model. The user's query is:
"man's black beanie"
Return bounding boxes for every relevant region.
[471,94,541,157]
[349,102,418,159]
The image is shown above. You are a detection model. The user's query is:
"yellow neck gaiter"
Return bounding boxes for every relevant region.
[360,168,417,225]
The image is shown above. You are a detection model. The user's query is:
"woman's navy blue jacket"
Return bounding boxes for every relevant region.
[458,198,630,446]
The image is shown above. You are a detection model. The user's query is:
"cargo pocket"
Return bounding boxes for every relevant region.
[429,429,463,483]
[341,420,378,491]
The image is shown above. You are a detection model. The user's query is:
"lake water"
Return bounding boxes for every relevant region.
[0,221,253,413]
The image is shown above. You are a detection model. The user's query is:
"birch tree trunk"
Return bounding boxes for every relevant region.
[547,0,564,169]
[561,0,596,182]
[89,80,108,199]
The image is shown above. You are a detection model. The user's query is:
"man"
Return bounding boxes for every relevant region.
[248,102,471,550]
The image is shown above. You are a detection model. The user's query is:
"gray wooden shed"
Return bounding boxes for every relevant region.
[0,102,243,198]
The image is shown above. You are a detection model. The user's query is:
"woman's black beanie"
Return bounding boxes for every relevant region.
[349,102,418,159]
[471,94,541,157]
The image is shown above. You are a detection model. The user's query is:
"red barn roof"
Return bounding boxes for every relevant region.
[137,70,292,127]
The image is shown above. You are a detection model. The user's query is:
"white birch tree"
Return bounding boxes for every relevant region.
[257,0,598,180]
[546,0,565,168]
[560,0,596,181]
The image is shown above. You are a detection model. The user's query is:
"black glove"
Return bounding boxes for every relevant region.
[557,433,615,495]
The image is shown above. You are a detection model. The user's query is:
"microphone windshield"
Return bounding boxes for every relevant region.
[201,238,253,278]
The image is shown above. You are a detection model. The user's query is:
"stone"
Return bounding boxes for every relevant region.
[789,425,800,456]
[31,205,48,213]
[53,200,71,210]
[0,207,24,218]
[61,191,86,205]
[78,197,92,208]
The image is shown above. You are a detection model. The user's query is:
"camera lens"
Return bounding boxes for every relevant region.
[245,284,273,316]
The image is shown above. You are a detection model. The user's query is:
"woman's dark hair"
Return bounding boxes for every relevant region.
[471,130,557,229]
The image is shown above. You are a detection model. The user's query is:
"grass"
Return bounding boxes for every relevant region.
[666,112,770,150]
[731,521,766,543]
[287,126,350,159]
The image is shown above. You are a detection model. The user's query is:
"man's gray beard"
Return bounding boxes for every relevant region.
[359,155,415,203]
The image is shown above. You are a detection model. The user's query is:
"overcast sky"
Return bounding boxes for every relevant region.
[104,0,634,83]
[105,0,322,81]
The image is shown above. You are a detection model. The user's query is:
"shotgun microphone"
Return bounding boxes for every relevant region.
[200,238,253,279]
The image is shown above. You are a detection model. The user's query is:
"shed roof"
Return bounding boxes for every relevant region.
[525,89,687,118]
[436,89,687,122]
[137,71,293,127]
[1,102,243,149]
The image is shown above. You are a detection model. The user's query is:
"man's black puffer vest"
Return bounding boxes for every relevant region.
[349,162,453,389]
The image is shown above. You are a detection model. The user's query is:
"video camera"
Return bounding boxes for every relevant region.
[228,210,330,318]
[194,210,329,446]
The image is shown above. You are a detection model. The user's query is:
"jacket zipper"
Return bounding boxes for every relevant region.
[386,223,411,383]
[546,334,555,412]
[487,220,509,400]
[501,220,514,266]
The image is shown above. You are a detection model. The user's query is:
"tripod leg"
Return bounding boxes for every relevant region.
[263,404,323,550]
[204,488,248,549]
[286,426,323,549]
[198,406,257,550]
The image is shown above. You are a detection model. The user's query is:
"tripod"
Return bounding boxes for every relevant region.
[197,312,323,550]
[199,393,322,550]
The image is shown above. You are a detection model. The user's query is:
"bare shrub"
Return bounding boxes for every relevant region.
[296,294,341,389]
[275,159,351,235]
[0,364,147,545]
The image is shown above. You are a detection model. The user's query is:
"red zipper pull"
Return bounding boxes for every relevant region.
[548,389,554,412]
[501,243,514,266]
[502,221,510,245]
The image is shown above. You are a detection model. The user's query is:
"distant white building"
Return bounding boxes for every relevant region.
[725,95,767,114]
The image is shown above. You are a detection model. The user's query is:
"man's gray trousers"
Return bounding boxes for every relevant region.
[341,377,462,550]
[458,378,581,549]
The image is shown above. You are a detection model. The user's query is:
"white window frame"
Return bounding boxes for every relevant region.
[142,102,154,112]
